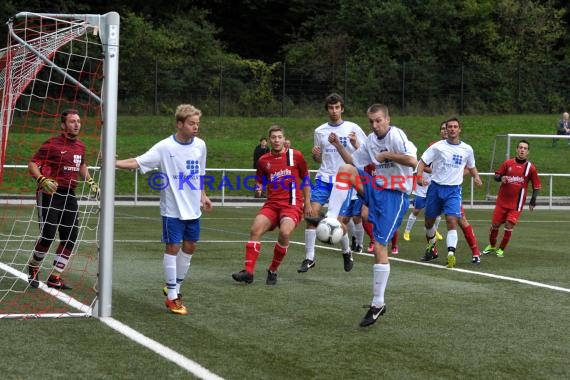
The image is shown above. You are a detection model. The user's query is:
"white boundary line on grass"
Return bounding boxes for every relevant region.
[115,239,570,293]
[286,241,570,293]
[105,237,568,377]
[99,317,225,380]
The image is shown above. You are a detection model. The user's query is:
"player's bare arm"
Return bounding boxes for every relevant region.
[116,157,140,170]
[311,146,322,163]
[328,132,353,164]
[467,166,483,186]
[201,190,213,212]
[416,159,429,186]
[376,151,417,168]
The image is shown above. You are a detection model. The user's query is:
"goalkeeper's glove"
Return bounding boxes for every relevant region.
[87,178,100,200]
[37,176,58,194]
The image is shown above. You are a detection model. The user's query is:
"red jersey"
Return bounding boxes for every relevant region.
[256,148,309,206]
[31,134,86,189]
[495,158,541,211]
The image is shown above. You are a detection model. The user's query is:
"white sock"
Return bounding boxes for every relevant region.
[435,215,442,230]
[305,229,316,261]
[354,222,364,246]
[340,233,350,252]
[325,185,350,218]
[347,219,355,236]
[163,253,177,300]
[176,248,193,293]
[425,225,437,243]
[372,263,390,307]
[405,214,416,232]
[446,229,458,252]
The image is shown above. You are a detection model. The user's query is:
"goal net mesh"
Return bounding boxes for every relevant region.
[0,13,103,318]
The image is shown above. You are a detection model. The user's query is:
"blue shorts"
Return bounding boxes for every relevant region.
[425,182,462,218]
[339,191,363,217]
[357,169,409,246]
[310,178,333,205]
[412,195,427,210]
[162,216,201,244]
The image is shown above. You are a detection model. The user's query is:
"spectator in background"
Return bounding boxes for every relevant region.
[253,137,270,197]
[553,112,570,146]
[284,139,291,150]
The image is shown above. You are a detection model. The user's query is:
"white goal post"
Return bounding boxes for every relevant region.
[0,12,119,318]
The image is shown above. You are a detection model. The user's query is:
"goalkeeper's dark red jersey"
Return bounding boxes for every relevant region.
[31,134,86,189]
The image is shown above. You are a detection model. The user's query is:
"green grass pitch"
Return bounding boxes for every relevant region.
[0,205,568,379]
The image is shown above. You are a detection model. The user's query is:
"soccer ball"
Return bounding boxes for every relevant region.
[315,217,344,244]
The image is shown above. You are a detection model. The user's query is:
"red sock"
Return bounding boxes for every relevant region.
[500,229,513,250]
[269,243,288,272]
[391,230,398,246]
[489,227,499,246]
[244,241,261,274]
[363,221,374,243]
[461,224,479,256]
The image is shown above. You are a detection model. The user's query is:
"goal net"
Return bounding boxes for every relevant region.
[0,12,119,318]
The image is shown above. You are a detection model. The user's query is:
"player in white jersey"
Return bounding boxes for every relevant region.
[416,117,482,268]
[298,93,367,274]
[307,103,418,327]
[403,122,448,243]
[116,104,213,315]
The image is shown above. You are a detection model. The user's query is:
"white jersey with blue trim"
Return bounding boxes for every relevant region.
[136,134,207,220]
[314,120,366,184]
[352,126,417,194]
[421,139,475,186]
[412,170,431,196]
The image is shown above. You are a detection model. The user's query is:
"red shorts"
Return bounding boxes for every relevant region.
[258,202,303,230]
[492,205,522,225]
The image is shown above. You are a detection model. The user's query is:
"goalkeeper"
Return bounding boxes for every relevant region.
[27,108,99,291]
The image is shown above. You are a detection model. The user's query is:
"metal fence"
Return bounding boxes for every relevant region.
[118,60,570,117]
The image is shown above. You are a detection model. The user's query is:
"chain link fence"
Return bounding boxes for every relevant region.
[118,60,570,117]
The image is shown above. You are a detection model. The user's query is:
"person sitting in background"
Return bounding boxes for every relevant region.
[553,112,570,146]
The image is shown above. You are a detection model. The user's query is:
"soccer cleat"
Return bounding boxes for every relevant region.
[391,246,399,255]
[403,231,410,241]
[496,248,505,258]
[342,251,354,272]
[297,259,316,273]
[46,275,73,290]
[27,264,40,288]
[232,270,254,284]
[367,241,374,253]
[162,286,182,300]
[164,297,188,315]
[353,245,363,254]
[420,242,438,262]
[471,255,481,264]
[304,215,324,227]
[359,304,387,327]
[266,270,278,285]
[446,253,456,268]
[435,230,444,241]
[482,245,496,255]
[351,236,357,252]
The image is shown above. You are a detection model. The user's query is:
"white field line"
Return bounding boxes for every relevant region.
[114,239,570,293]
[102,236,569,377]
[99,317,225,380]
